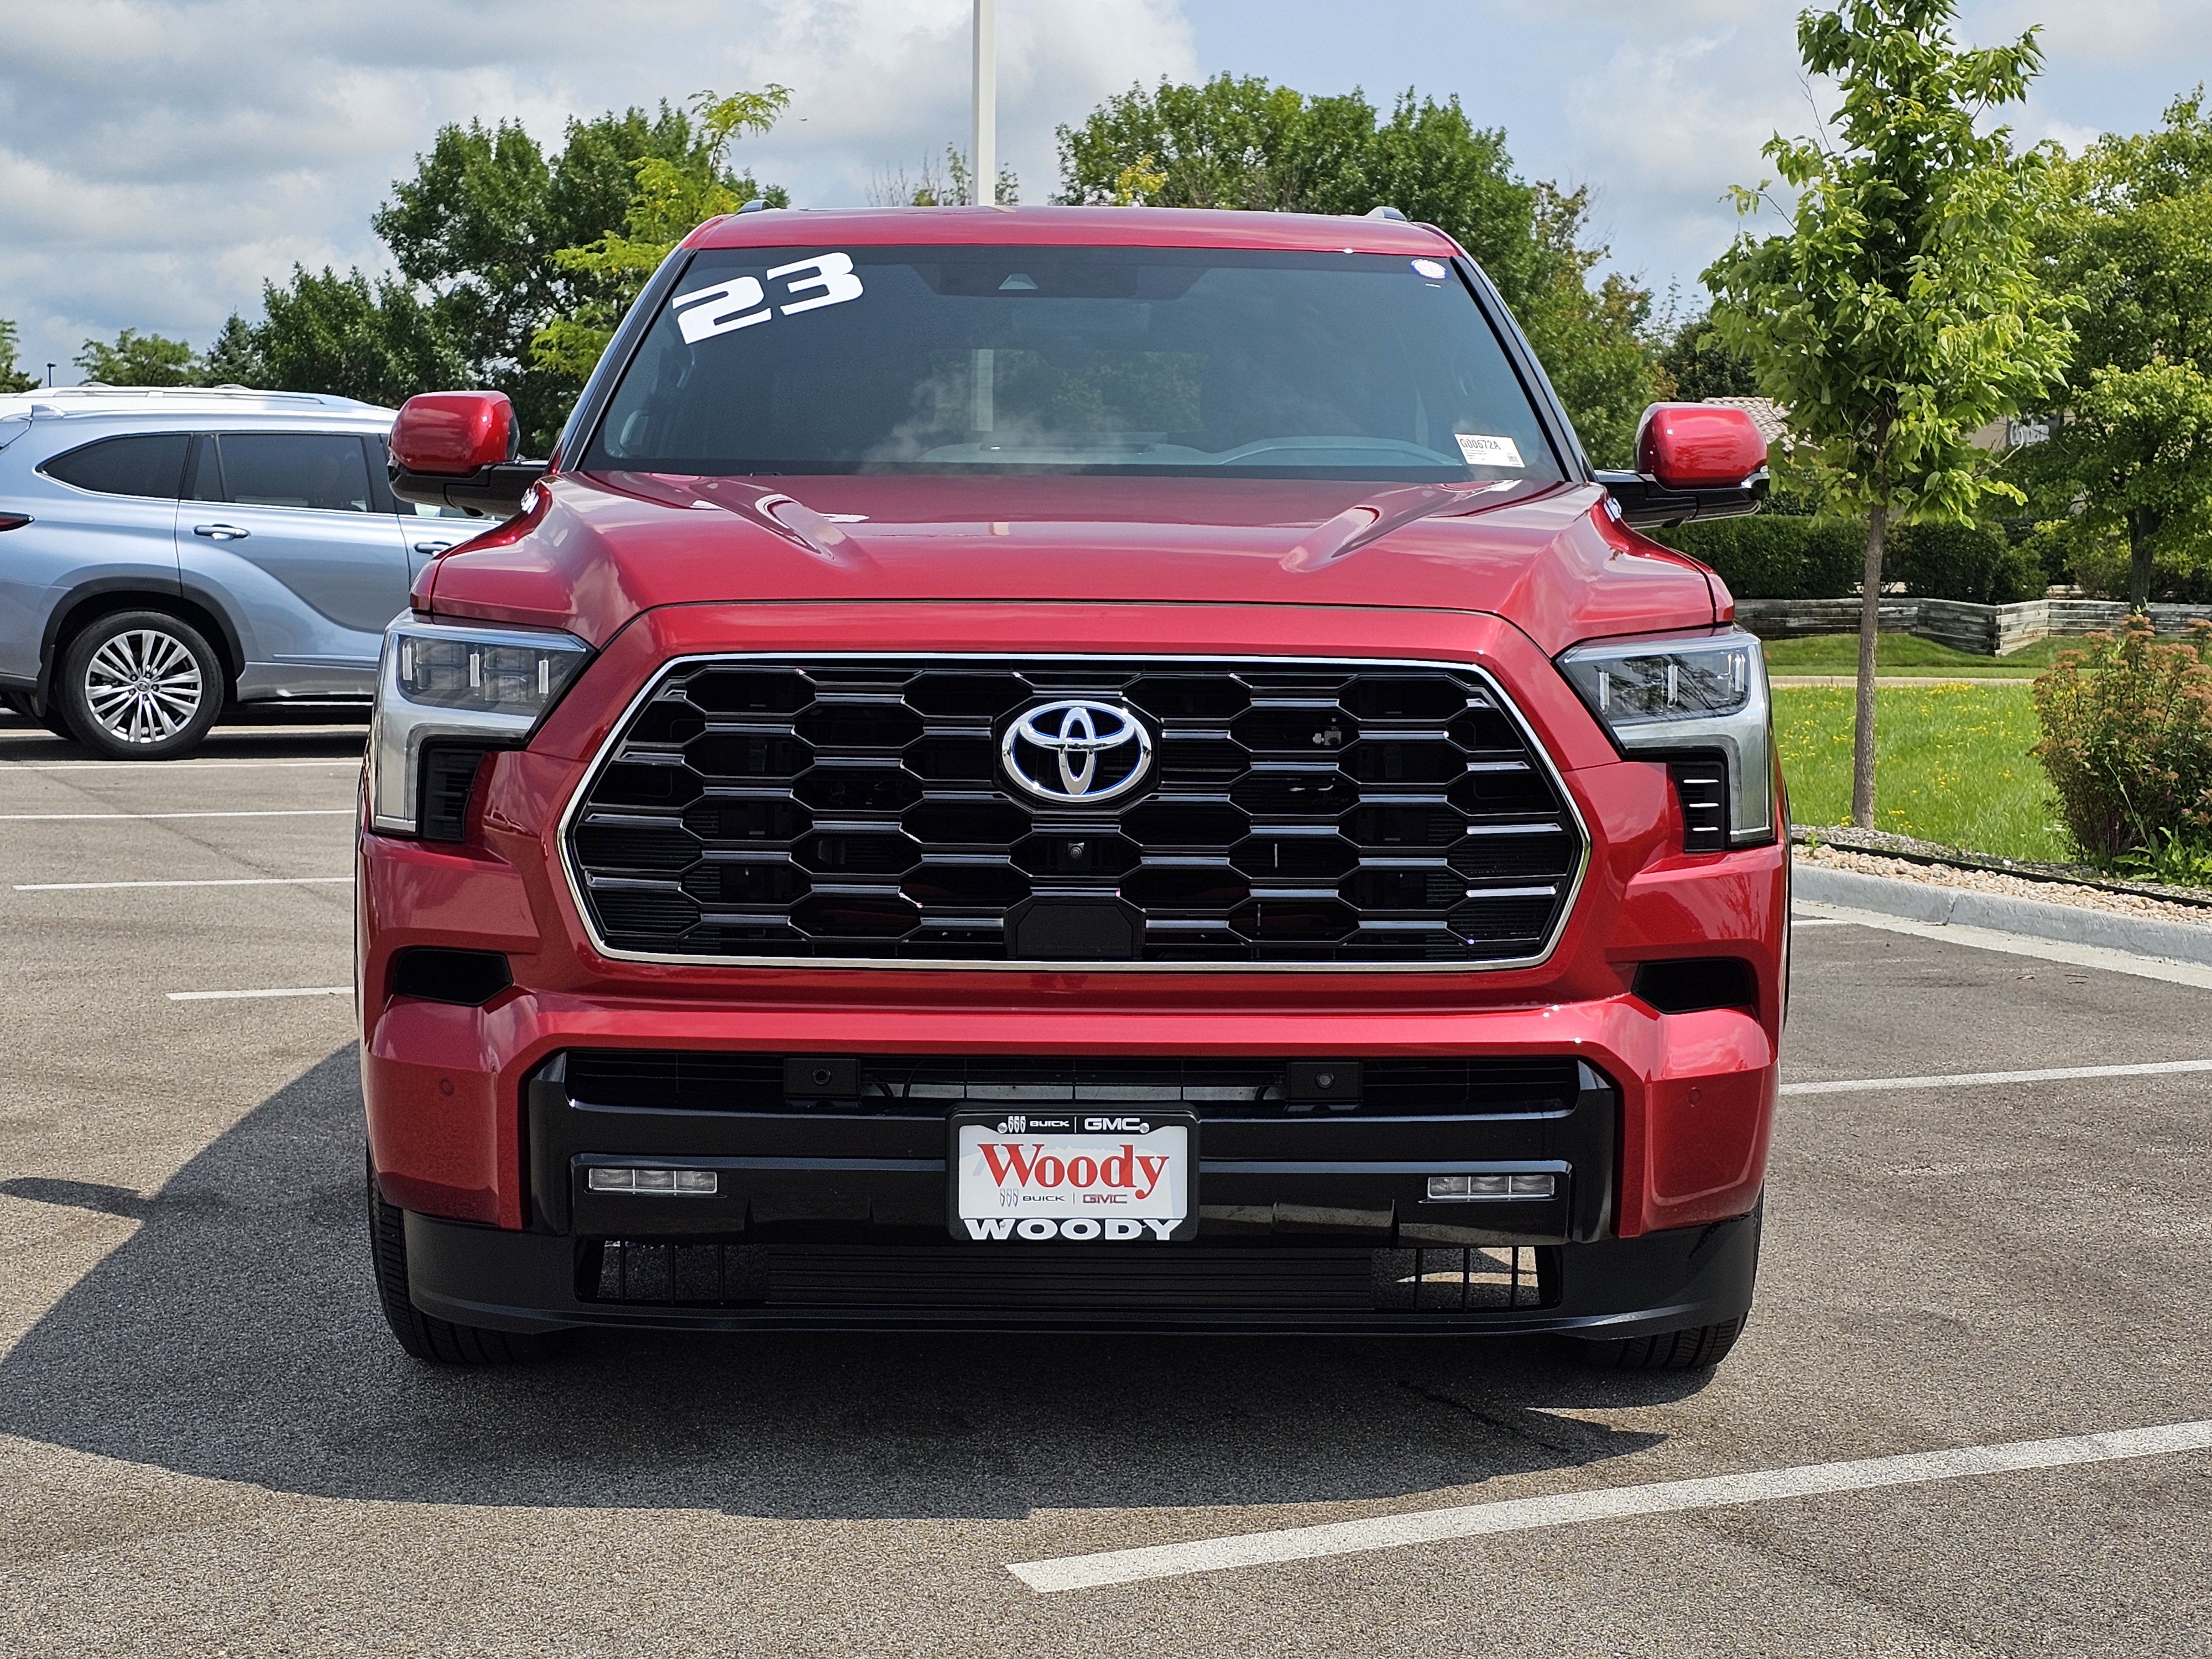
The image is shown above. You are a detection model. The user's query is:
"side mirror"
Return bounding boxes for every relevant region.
[392,391,516,474]
[1598,403,1770,529]
[1637,403,1767,489]
[388,391,545,518]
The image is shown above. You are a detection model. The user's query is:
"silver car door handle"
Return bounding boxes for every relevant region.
[193,523,250,541]
[413,540,457,554]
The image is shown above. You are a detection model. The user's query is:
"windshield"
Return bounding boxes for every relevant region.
[583,244,1564,482]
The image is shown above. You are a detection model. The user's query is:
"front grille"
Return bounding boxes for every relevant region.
[566,657,1583,965]
[562,1050,1585,1119]
[581,1241,1558,1313]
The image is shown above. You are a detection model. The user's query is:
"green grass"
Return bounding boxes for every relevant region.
[1776,681,2073,860]
[1761,633,2074,676]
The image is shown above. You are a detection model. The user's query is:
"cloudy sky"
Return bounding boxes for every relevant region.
[3,0,2205,381]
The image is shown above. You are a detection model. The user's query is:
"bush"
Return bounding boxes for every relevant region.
[2031,617,2212,865]
[1887,521,2047,603]
[1658,514,2047,603]
[1652,515,1866,599]
[2044,524,2212,603]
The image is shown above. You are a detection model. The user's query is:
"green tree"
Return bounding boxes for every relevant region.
[1055,76,1660,462]
[197,312,268,387]
[0,319,38,393]
[237,95,785,447]
[2018,90,2212,608]
[1704,0,2071,827]
[257,267,467,409]
[369,97,786,448]
[1526,182,1663,465]
[75,327,197,387]
[531,87,791,384]
[1647,292,1761,402]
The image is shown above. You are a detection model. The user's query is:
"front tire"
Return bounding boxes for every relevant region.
[56,609,224,759]
[367,1152,551,1365]
[1573,1317,1746,1371]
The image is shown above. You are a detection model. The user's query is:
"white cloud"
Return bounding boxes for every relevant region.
[0,0,1194,375]
[7,0,2204,378]
[1541,0,2212,294]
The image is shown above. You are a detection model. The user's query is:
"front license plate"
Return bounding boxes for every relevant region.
[949,1109,1199,1242]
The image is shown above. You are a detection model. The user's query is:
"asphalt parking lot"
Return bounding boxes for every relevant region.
[0,708,2205,1658]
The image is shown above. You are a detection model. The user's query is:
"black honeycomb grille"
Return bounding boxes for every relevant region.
[566,658,1583,964]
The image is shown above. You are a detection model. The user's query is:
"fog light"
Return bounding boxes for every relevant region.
[588,1167,718,1194]
[1427,1172,1555,1201]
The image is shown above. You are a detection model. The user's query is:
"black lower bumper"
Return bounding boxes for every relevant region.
[403,1206,1761,1337]
[397,1049,1759,1334]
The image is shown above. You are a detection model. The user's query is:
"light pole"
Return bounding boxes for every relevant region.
[971,0,995,207]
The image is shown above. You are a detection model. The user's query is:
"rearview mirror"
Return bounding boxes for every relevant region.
[1597,403,1769,529]
[388,392,544,518]
[392,391,516,474]
[1636,403,1767,490]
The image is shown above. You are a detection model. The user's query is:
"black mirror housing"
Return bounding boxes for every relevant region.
[1596,468,1768,530]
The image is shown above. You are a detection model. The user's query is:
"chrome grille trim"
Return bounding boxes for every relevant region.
[557,653,1590,972]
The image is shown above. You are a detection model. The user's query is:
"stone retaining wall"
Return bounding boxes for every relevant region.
[1736,597,2212,656]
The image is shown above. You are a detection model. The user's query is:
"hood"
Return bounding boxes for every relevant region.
[419,471,1720,658]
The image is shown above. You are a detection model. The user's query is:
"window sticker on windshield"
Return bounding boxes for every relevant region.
[766,252,865,315]
[672,252,866,343]
[672,277,771,343]
[1411,258,1450,280]
[1455,433,1525,468]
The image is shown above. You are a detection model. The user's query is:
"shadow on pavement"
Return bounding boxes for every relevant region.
[0,1049,1695,1520]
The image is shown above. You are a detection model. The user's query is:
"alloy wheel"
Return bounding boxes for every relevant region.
[81,628,205,745]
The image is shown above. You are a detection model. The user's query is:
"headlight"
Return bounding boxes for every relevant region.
[1557,627,1775,847]
[368,617,591,838]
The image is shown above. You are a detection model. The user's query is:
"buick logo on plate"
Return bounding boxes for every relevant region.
[1000,700,1153,805]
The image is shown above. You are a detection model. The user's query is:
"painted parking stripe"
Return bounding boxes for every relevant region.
[0,809,353,821]
[0,759,359,773]
[1008,1418,2212,1594]
[1792,899,2212,990]
[168,985,350,1001]
[13,876,353,891]
[1781,1057,2212,1096]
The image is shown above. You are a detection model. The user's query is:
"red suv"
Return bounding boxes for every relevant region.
[360,207,1783,1369]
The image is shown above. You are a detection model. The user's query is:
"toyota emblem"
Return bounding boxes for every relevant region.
[1000,700,1153,805]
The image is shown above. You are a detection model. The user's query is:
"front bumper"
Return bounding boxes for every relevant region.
[403,1202,1761,1336]
[378,1034,1769,1335]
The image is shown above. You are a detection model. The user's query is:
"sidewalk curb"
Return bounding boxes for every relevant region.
[1793,865,2212,968]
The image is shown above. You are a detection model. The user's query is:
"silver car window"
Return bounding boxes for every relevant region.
[213,432,373,513]
[40,433,191,498]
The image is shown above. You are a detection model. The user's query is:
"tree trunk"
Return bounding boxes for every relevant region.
[2127,511,2154,611]
[1851,501,1888,830]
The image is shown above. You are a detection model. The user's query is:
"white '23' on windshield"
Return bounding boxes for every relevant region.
[671,253,864,345]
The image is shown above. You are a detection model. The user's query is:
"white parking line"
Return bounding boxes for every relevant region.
[167,985,351,1001]
[1007,1418,2212,1593]
[0,809,353,822]
[14,876,353,891]
[0,759,359,773]
[1782,1057,2212,1096]
[1792,900,2212,990]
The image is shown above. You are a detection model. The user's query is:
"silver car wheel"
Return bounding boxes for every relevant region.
[82,628,205,745]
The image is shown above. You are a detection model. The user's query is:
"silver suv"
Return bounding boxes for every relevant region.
[0,387,474,758]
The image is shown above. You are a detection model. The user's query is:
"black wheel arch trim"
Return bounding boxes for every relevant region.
[38,577,246,709]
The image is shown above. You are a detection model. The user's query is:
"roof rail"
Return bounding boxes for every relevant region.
[0,385,390,414]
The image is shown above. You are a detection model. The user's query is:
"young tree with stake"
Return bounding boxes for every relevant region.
[1705,1,2070,828]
